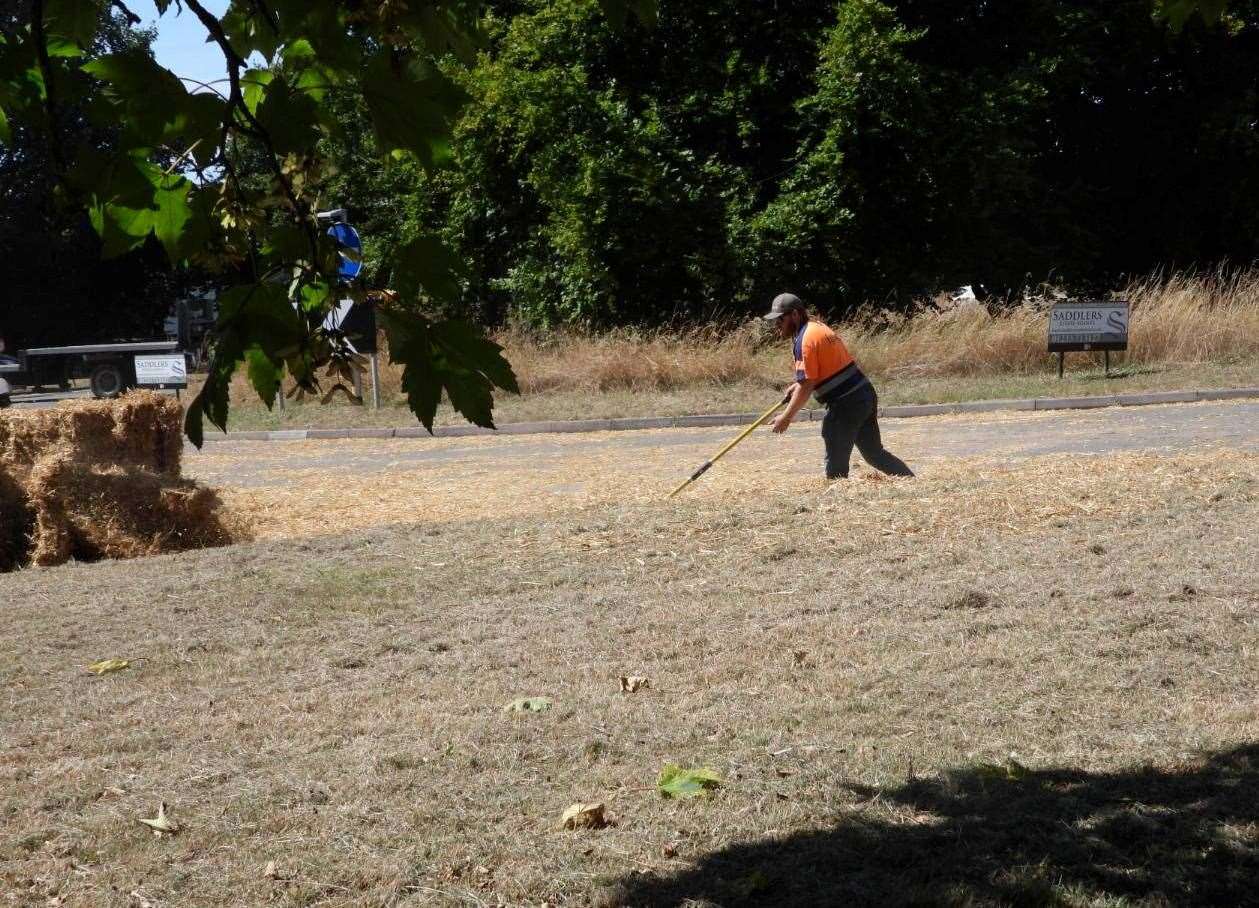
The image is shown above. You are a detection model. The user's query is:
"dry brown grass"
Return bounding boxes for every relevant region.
[2,409,1257,906]
[221,270,1259,422]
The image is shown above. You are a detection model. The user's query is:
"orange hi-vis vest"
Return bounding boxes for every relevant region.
[794,319,871,403]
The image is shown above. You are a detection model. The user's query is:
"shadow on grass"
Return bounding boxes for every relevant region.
[605,745,1259,907]
[1075,366,1164,381]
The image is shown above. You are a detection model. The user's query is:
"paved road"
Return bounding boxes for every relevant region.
[5,388,93,408]
[190,400,1259,489]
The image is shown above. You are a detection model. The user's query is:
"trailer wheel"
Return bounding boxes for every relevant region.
[89,363,125,399]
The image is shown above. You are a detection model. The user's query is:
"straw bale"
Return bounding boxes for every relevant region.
[25,454,237,567]
[0,464,31,572]
[0,390,183,479]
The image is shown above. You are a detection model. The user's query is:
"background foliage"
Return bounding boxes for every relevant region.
[336,0,1259,325]
[2,0,1257,435]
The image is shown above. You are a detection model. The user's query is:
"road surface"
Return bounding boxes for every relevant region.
[188,400,1259,491]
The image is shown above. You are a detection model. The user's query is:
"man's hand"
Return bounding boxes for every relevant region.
[771,412,792,434]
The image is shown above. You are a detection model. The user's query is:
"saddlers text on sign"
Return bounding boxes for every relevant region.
[134,353,188,390]
[1048,301,1130,352]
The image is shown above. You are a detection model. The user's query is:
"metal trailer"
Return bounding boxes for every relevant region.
[2,340,183,400]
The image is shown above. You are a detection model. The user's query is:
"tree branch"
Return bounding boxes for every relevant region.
[251,0,281,38]
[110,0,141,26]
[30,0,66,172]
[183,0,322,273]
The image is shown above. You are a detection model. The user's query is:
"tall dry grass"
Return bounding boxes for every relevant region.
[231,269,1259,405]
[851,268,1259,379]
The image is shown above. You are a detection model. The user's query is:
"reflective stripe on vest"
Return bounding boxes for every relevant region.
[814,361,871,403]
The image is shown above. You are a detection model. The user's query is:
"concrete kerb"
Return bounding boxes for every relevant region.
[216,386,1259,443]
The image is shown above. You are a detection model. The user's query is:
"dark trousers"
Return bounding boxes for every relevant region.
[821,387,914,480]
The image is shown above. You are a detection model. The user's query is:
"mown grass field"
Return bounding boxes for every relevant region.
[2,406,1257,906]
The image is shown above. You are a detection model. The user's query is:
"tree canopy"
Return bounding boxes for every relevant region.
[387,0,1259,324]
[3,0,1258,437]
[0,0,654,442]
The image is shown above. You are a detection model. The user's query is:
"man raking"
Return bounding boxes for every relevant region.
[764,293,914,480]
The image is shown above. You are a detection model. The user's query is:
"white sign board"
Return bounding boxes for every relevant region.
[134,353,187,388]
[1048,301,1129,352]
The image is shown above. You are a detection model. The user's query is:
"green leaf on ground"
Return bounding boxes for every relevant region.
[505,697,552,713]
[657,764,724,799]
[974,756,1031,781]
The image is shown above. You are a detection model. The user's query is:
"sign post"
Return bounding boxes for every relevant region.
[134,353,188,398]
[320,208,381,408]
[1047,301,1130,378]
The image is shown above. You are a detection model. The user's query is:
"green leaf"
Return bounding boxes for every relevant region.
[45,36,87,59]
[657,764,724,799]
[240,68,274,116]
[83,49,196,146]
[389,233,463,303]
[219,283,305,358]
[432,319,519,394]
[596,0,658,28]
[90,169,192,261]
[245,347,281,408]
[0,105,9,145]
[176,93,225,167]
[222,0,282,61]
[150,176,193,259]
[255,74,322,154]
[184,397,205,449]
[298,279,335,316]
[362,51,466,171]
[185,335,241,447]
[383,311,442,432]
[504,697,552,713]
[440,366,495,429]
[1157,0,1228,29]
[46,0,104,50]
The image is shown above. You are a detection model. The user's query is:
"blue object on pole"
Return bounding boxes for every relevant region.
[327,223,363,280]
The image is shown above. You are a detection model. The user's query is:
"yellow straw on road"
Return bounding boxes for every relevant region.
[668,394,790,499]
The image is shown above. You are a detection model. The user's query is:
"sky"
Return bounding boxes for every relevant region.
[127,0,234,91]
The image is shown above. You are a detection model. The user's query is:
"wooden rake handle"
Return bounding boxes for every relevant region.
[667,393,792,499]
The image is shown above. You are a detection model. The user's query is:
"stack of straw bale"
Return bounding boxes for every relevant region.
[0,391,236,569]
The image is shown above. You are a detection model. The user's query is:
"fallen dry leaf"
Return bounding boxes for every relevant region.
[87,659,131,675]
[619,675,650,693]
[263,861,292,881]
[137,802,180,837]
[560,802,608,830]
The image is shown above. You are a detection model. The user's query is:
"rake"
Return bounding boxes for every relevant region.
[668,393,791,499]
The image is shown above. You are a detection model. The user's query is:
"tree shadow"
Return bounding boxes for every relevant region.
[605,745,1259,907]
